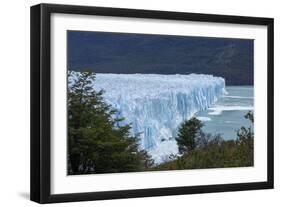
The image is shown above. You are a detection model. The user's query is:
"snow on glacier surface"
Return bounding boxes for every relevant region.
[70,72,226,163]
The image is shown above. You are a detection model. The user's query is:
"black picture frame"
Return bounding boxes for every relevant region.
[30,3,274,204]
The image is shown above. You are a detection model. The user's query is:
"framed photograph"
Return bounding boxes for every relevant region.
[30,3,274,203]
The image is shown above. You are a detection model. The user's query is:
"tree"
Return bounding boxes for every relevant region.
[175,117,204,154]
[237,111,254,140]
[67,71,153,174]
[235,111,254,166]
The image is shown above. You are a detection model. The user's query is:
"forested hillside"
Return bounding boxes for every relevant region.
[68,31,253,85]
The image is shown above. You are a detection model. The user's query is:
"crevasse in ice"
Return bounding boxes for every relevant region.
[69,72,226,163]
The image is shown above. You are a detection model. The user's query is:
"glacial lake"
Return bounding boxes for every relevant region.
[195,86,254,140]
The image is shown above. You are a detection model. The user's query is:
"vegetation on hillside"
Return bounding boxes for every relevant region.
[152,112,254,171]
[68,32,253,85]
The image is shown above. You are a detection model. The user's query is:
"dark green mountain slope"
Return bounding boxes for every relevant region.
[68,31,253,85]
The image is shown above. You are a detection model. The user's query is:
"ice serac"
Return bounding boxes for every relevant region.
[71,72,226,163]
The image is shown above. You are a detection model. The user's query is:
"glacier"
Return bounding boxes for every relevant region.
[69,72,226,163]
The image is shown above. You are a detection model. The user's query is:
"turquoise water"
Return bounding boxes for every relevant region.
[195,86,254,140]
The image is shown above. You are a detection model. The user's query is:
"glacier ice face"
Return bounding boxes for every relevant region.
[69,72,226,163]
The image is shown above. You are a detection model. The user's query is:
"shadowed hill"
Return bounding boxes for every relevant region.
[68,31,253,85]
